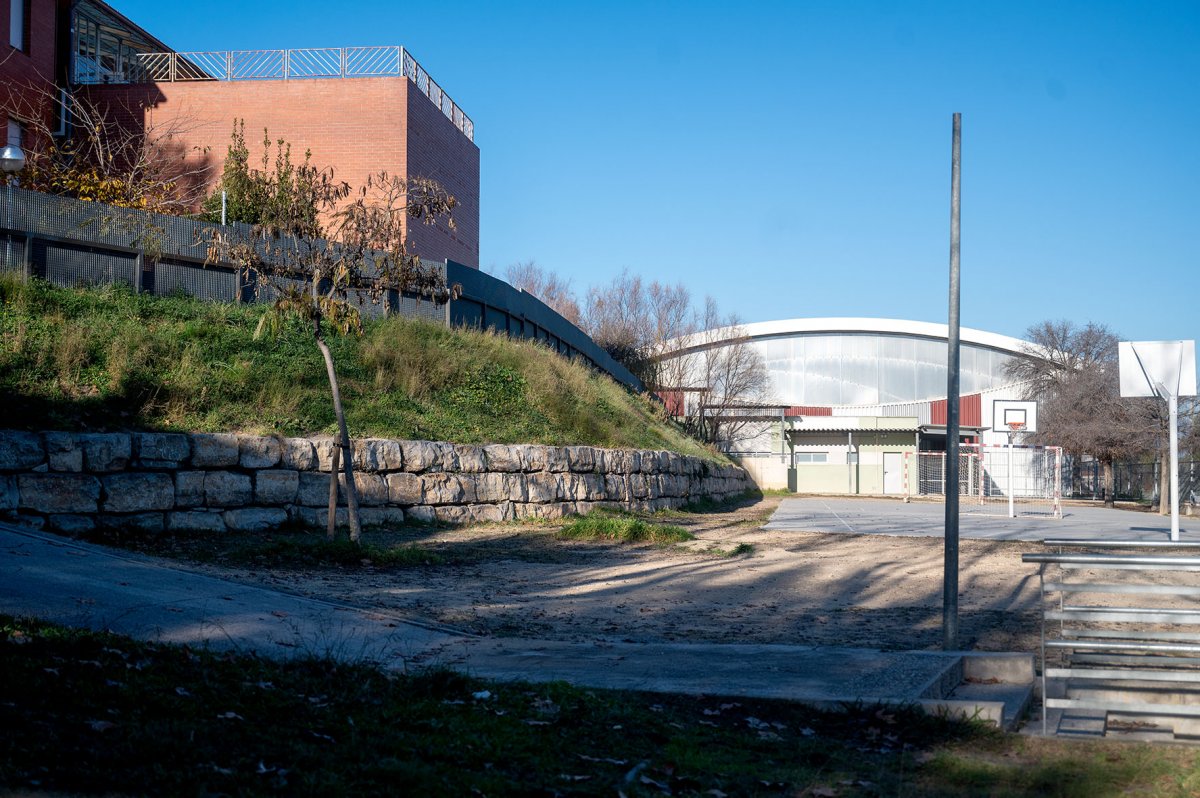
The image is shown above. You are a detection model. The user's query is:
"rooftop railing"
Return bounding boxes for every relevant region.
[75,46,474,142]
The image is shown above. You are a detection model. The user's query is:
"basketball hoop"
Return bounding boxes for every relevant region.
[1006,422,1026,434]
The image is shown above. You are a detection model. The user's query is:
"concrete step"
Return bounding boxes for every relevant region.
[915,652,1035,731]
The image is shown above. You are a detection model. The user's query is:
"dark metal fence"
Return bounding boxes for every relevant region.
[0,186,642,391]
[1062,456,1200,504]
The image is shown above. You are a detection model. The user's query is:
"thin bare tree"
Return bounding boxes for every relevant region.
[1006,320,1156,506]
[205,134,455,543]
[503,260,582,326]
[4,81,213,214]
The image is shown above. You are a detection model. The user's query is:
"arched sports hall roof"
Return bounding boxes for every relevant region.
[659,317,1034,409]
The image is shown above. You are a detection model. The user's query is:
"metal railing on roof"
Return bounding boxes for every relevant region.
[75,46,474,142]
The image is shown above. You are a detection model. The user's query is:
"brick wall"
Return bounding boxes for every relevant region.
[81,75,479,267]
[0,0,60,145]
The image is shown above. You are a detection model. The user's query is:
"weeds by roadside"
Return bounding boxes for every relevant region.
[557,511,694,545]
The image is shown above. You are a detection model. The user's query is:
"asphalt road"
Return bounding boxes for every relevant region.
[765,497,1192,541]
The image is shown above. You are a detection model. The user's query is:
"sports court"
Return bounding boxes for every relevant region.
[765,496,1194,542]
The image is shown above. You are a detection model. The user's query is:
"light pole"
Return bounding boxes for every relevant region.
[0,143,26,271]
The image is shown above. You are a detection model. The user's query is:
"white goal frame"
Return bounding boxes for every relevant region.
[903,444,1063,518]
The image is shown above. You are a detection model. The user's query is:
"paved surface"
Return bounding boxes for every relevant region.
[766,497,1193,541]
[0,523,977,708]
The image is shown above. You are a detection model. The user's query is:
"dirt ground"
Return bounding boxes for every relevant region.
[198,496,1050,653]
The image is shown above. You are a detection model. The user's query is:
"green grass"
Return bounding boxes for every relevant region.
[557,510,694,544]
[0,276,714,458]
[3,616,1199,797]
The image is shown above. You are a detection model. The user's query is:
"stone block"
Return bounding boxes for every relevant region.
[168,511,227,533]
[102,473,175,513]
[604,474,630,503]
[359,507,406,528]
[99,513,165,534]
[468,503,513,524]
[353,472,389,506]
[352,439,403,472]
[592,449,610,474]
[48,514,95,534]
[522,445,545,472]
[175,471,206,509]
[255,470,299,505]
[3,513,45,530]
[630,474,651,500]
[0,431,45,471]
[455,445,487,473]
[581,473,607,501]
[543,446,569,473]
[0,475,16,510]
[239,436,281,469]
[18,474,101,513]
[504,474,528,503]
[291,506,347,530]
[433,505,469,525]
[525,472,560,504]
[80,433,130,473]
[433,442,459,472]
[297,472,335,507]
[401,440,439,473]
[281,438,317,471]
[191,433,239,467]
[313,438,338,472]
[473,473,508,503]
[560,473,584,501]
[386,472,424,505]
[566,446,596,473]
[43,432,82,472]
[405,505,435,524]
[481,444,521,473]
[134,433,190,468]
[204,471,252,507]
[224,507,287,532]
[421,473,471,505]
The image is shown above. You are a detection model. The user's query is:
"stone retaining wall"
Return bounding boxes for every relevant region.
[0,430,753,534]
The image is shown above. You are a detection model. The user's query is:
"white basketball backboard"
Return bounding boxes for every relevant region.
[992,400,1038,433]
[1119,341,1197,399]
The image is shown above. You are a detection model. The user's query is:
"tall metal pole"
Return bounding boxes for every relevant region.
[944,113,962,651]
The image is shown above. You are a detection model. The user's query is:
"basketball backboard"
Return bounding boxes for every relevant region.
[1119,341,1197,399]
[991,399,1038,433]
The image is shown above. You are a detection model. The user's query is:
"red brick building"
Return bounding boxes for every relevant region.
[1,0,480,267]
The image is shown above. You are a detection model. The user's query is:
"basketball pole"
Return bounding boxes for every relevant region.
[944,113,962,652]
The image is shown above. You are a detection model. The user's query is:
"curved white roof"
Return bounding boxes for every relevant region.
[664,317,1031,357]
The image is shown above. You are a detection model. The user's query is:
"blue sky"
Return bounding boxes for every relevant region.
[114,0,1199,342]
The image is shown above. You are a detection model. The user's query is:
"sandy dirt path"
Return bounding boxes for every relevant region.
[202,497,1049,652]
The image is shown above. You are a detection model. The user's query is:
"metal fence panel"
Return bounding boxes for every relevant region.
[153,260,237,301]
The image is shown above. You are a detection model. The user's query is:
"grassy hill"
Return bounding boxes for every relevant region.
[0,276,715,460]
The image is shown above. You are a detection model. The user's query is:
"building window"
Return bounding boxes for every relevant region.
[794,452,829,464]
[9,0,27,51]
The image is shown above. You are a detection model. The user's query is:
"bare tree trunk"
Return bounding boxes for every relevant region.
[327,443,341,540]
[314,320,363,543]
[1102,459,1116,509]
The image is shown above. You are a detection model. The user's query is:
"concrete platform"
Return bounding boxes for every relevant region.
[0,523,1033,729]
[766,497,1191,542]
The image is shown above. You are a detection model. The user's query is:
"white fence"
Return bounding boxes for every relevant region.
[75,46,474,142]
[905,445,1063,518]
